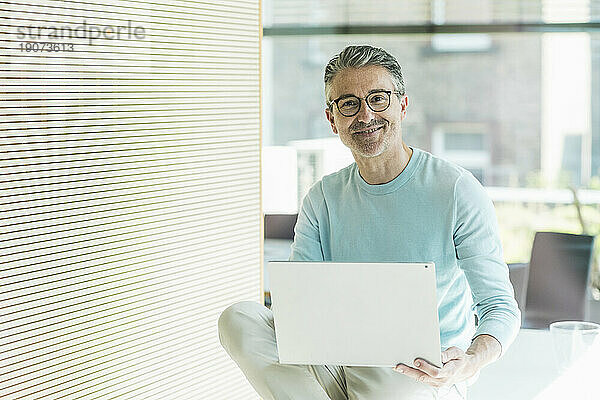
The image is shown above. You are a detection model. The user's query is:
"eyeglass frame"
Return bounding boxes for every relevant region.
[327,90,403,117]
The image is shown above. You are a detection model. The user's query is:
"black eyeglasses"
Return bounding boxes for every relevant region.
[328,90,402,117]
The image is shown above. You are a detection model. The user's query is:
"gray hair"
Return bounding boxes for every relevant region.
[324,45,406,107]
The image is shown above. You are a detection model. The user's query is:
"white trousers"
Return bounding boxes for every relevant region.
[218,301,467,400]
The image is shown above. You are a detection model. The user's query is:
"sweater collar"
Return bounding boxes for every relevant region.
[354,147,422,195]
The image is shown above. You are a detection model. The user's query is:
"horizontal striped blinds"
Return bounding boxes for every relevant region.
[263,0,600,27]
[1,1,261,399]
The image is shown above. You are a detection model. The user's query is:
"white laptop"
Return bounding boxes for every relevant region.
[268,261,441,368]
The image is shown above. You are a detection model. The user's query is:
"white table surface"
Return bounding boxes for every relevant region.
[468,328,598,400]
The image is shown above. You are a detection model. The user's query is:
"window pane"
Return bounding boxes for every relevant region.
[445,133,485,151]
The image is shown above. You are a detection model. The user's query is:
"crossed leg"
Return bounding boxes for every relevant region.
[218,300,346,399]
[218,301,456,399]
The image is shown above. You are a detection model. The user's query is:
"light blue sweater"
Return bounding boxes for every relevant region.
[289,147,521,355]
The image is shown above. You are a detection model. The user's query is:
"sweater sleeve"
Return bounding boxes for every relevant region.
[453,172,521,357]
[289,182,325,262]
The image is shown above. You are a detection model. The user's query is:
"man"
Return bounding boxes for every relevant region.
[219,45,521,399]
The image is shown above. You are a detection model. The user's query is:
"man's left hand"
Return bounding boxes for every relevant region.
[393,347,478,388]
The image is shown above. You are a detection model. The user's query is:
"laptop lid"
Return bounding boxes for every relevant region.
[269,261,441,368]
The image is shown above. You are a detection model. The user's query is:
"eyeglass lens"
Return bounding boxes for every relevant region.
[337,91,390,116]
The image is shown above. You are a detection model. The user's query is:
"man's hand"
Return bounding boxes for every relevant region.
[393,347,477,388]
[393,334,501,388]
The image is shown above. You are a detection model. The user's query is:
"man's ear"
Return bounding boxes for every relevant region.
[325,107,338,135]
[400,96,409,121]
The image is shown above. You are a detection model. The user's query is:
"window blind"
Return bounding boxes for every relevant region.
[263,0,600,28]
[1,1,261,399]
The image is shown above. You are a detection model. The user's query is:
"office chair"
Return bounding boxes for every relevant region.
[264,214,298,240]
[516,231,595,329]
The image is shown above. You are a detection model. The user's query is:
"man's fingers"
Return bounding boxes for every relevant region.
[415,358,460,379]
[441,352,449,363]
[395,350,467,388]
[442,347,464,363]
[413,358,441,378]
[440,359,458,375]
[395,365,436,384]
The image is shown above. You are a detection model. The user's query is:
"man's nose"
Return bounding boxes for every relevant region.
[355,99,376,123]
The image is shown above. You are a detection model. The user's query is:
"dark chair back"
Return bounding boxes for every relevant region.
[523,231,595,329]
[264,214,298,240]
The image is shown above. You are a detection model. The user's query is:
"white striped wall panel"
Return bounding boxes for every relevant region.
[0,1,261,399]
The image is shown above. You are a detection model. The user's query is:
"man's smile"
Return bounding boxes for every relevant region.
[354,125,384,135]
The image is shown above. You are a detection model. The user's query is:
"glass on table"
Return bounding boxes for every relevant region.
[549,321,600,373]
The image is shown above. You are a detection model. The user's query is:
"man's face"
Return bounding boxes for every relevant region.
[325,65,408,159]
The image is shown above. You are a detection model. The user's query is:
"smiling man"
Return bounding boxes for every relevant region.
[219,45,521,399]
